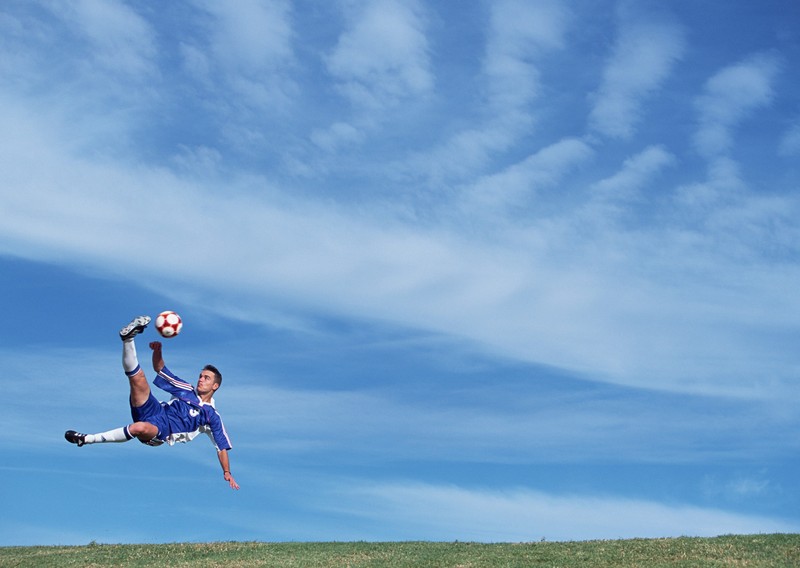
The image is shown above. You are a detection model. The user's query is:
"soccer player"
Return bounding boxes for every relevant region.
[65,316,239,490]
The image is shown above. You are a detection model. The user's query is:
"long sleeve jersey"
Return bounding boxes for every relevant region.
[153,365,233,451]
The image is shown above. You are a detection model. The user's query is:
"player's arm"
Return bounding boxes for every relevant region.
[150,341,165,372]
[149,342,195,397]
[217,449,239,490]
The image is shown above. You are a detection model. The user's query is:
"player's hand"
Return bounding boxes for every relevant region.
[150,341,165,372]
[224,471,240,490]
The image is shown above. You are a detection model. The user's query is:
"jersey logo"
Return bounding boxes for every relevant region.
[189,409,200,418]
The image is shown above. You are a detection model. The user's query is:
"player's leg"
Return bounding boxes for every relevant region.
[120,316,152,407]
[65,317,159,448]
[65,426,134,446]
[64,422,158,446]
[129,390,169,445]
[127,421,159,442]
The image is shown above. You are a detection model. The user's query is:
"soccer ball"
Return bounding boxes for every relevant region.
[155,310,183,338]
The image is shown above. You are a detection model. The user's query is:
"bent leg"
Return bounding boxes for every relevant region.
[128,421,159,443]
[130,392,167,445]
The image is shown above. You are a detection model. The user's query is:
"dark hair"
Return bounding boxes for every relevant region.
[204,364,222,387]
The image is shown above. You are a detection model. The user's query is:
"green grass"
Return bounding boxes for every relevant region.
[1,535,798,567]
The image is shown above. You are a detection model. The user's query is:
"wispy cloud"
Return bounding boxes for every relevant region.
[484,0,568,112]
[54,0,158,81]
[193,0,294,76]
[11,339,796,466]
[590,145,675,200]
[693,53,783,158]
[405,0,570,183]
[325,0,432,110]
[2,95,799,399]
[1,2,798,402]
[779,116,800,156]
[308,0,433,153]
[221,376,800,466]
[324,481,800,541]
[461,137,594,220]
[589,3,686,139]
[2,2,800,544]
[181,0,299,163]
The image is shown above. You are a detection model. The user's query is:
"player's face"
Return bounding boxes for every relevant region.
[197,370,218,394]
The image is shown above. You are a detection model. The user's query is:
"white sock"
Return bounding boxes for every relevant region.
[86,426,133,444]
[122,339,140,376]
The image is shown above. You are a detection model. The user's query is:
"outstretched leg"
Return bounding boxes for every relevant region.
[64,422,158,446]
[65,427,133,446]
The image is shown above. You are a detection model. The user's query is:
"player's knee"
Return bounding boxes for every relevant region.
[129,421,157,441]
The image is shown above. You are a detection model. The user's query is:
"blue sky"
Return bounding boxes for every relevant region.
[1,0,799,545]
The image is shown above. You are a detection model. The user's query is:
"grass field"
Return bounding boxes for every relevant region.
[1,534,798,567]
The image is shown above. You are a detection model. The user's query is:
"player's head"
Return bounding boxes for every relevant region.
[203,364,222,388]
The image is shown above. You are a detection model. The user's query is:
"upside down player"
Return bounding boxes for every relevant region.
[65,316,240,490]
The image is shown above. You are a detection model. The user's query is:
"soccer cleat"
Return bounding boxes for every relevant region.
[119,315,151,341]
[65,430,87,447]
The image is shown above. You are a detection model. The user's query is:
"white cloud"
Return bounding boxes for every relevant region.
[185,0,297,113]
[673,152,800,265]
[179,42,212,84]
[1,5,799,401]
[589,6,685,139]
[326,481,800,541]
[55,0,158,80]
[213,371,800,466]
[402,0,570,183]
[484,0,568,112]
[311,121,366,152]
[462,137,594,218]
[694,53,782,158]
[590,145,676,200]
[195,0,293,74]
[2,0,161,147]
[171,144,224,176]
[779,117,800,156]
[2,2,800,547]
[326,0,432,109]
[12,335,796,467]
[578,145,676,230]
[2,93,800,399]
[407,121,524,183]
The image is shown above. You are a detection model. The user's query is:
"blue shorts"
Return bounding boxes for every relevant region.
[130,393,169,445]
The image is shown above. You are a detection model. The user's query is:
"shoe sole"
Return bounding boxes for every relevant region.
[120,315,151,339]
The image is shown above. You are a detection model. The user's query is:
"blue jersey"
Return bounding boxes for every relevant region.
[150,365,233,451]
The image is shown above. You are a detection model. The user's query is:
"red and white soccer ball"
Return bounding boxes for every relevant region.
[155,310,183,338]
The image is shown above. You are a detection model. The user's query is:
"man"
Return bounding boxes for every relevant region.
[65,316,239,490]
